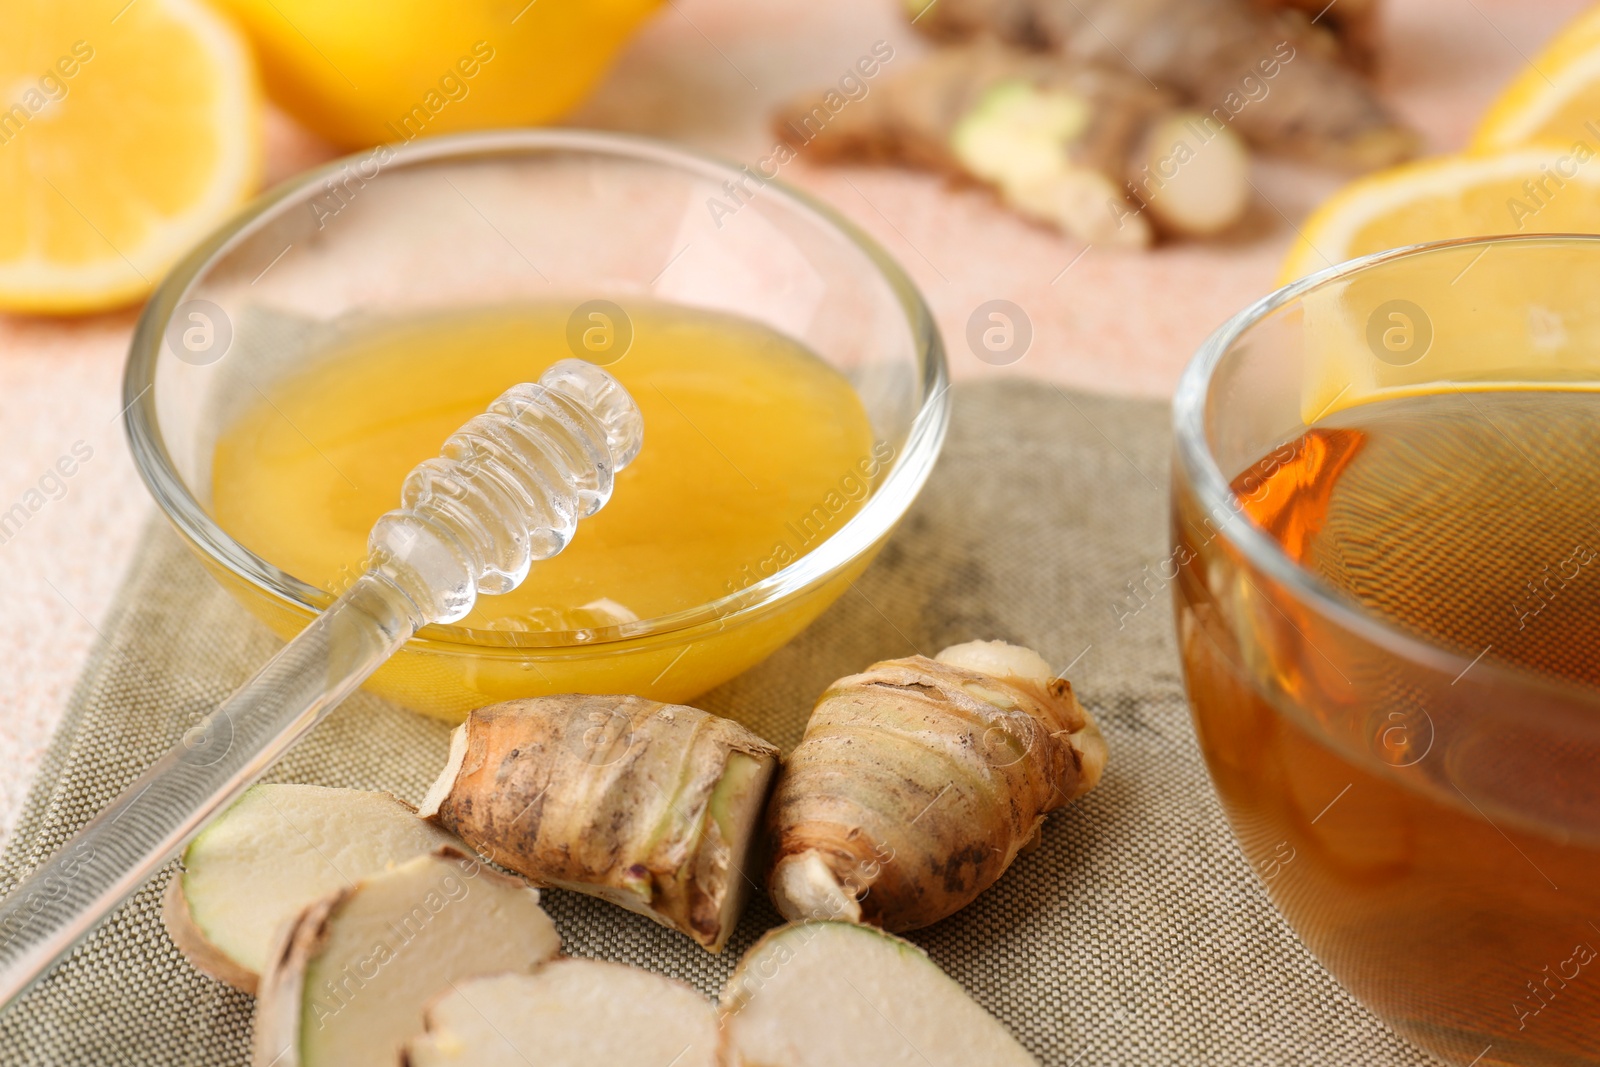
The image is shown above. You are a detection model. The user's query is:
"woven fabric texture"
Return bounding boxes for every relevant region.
[0,381,1434,1066]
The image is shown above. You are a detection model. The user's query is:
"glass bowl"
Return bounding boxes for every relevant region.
[1172,235,1600,1066]
[124,129,948,722]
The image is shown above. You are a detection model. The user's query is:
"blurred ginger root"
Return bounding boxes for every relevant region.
[1259,0,1382,71]
[908,0,1414,169]
[774,39,1252,246]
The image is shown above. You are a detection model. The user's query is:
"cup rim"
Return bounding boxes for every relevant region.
[1173,232,1600,690]
[124,128,950,654]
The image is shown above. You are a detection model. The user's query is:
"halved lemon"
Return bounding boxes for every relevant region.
[1473,5,1600,151]
[1278,144,1600,283]
[0,0,260,314]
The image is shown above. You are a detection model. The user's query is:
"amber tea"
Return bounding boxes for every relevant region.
[1177,388,1600,1066]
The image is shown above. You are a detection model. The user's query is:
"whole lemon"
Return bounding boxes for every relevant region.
[213,0,661,147]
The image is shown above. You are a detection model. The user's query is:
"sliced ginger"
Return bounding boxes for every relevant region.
[722,921,1038,1067]
[404,961,720,1067]
[164,784,459,992]
[250,849,559,1067]
[161,645,1108,1066]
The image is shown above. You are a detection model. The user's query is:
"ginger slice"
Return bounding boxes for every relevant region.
[164,784,459,992]
[721,921,1038,1067]
[250,849,559,1067]
[404,961,719,1067]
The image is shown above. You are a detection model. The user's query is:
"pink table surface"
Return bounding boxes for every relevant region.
[0,0,1587,843]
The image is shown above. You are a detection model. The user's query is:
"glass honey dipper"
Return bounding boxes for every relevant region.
[0,359,643,1007]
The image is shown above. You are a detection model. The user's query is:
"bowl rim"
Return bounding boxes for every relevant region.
[124,127,950,655]
[1173,231,1600,695]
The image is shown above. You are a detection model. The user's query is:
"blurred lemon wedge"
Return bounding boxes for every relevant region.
[1279,144,1600,283]
[0,0,260,314]
[213,0,663,148]
[1474,5,1600,151]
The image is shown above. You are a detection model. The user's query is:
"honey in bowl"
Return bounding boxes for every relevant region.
[1178,388,1600,1065]
[210,302,882,713]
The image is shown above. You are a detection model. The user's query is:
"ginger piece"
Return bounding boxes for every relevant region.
[721,921,1039,1067]
[404,961,720,1067]
[163,784,459,993]
[778,39,1250,245]
[251,849,560,1067]
[907,0,1416,168]
[1261,0,1381,71]
[418,694,780,952]
[766,639,1107,932]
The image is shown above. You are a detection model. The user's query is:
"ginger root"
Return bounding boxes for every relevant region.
[777,39,1251,245]
[908,0,1416,168]
[418,694,779,952]
[1262,0,1381,72]
[766,639,1107,932]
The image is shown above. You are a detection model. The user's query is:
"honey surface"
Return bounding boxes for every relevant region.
[213,303,878,633]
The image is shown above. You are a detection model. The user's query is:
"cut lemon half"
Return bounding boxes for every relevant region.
[1279,145,1600,283]
[0,0,260,314]
[1473,6,1600,152]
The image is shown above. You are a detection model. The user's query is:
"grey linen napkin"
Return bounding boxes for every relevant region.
[0,381,1434,1066]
